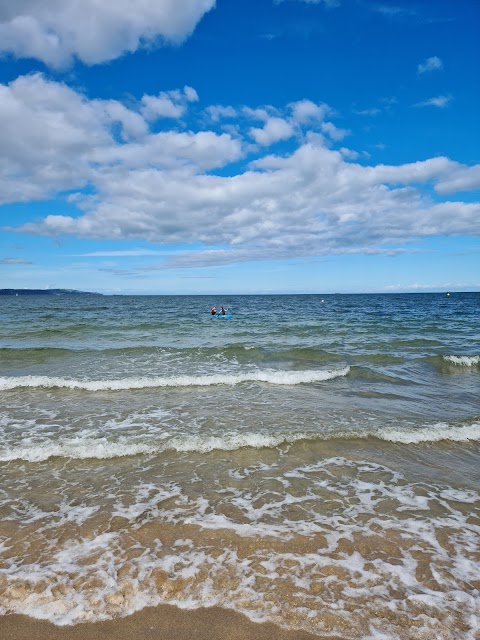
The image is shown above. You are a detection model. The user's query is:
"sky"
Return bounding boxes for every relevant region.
[0,0,479,295]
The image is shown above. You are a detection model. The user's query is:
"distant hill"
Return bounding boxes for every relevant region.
[0,289,99,296]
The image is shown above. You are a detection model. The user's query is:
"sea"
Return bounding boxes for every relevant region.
[0,293,479,639]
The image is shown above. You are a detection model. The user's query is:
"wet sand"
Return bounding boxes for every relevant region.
[0,605,328,640]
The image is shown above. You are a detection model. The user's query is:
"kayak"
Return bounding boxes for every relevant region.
[211,314,233,319]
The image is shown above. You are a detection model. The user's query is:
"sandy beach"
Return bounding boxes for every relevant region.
[0,605,326,640]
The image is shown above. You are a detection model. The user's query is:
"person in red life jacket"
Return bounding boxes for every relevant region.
[211,306,217,315]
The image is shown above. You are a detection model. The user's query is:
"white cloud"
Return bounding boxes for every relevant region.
[0,0,216,67]
[184,87,199,103]
[2,74,479,268]
[321,121,350,140]
[339,147,360,160]
[243,106,272,122]
[205,105,238,122]
[100,100,149,139]
[289,99,330,124]
[141,86,198,121]
[91,130,243,171]
[242,100,337,145]
[435,165,480,194]
[415,95,453,108]
[249,117,294,146]
[0,74,241,203]
[0,73,109,202]
[15,138,480,265]
[417,56,443,74]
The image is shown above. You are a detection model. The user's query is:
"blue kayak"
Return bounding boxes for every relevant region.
[211,314,233,318]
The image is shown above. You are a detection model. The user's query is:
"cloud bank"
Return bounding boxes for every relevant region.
[1,73,479,269]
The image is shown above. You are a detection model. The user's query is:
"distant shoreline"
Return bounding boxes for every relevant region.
[0,289,99,296]
[0,290,476,296]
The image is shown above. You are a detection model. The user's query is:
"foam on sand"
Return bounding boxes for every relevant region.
[0,457,478,637]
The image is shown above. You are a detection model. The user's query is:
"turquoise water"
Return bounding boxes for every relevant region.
[0,293,479,638]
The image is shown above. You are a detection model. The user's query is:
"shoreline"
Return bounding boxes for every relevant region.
[0,605,328,640]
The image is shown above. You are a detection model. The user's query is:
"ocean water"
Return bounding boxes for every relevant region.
[0,293,479,639]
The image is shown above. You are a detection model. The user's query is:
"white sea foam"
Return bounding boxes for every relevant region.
[374,421,480,444]
[443,355,480,366]
[0,439,156,463]
[0,367,350,391]
[0,457,479,637]
[0,432,310,462]
[2,421,479,463]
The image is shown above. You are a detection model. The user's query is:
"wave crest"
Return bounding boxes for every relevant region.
[0,432,309,463]
[2,421,479,463]
[0,367,350,392]
[443,355,480,367]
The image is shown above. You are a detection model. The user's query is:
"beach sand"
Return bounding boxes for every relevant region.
[0,605,328,640]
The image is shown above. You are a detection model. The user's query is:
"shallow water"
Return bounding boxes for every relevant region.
[0,293,479,639]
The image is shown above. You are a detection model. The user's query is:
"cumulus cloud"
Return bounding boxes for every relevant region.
[417,56,443,74]
[2,74,479,269]
[0,0,216,67]
[0,74,240,203]
[242,99,334,144]
[100,100,149,139]
[205,105,238,122]
[435,164,480,194]
[141,86,199,121]
[321,121,350,140]
[243,106,272,122]
[15,138,480,267]
[249,117,294,145]
[91,130,243,171]
[339,147,360,160]
[289,99,330,124]
[415,95,453,108]
[0,73,108,202]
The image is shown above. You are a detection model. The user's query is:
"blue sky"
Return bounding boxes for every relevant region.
[0,0,478,294]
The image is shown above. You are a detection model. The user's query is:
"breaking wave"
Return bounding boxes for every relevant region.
[0,367,350,391]
[443,355,480,367]
[2,421,479,463]
[0,432,310,463]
